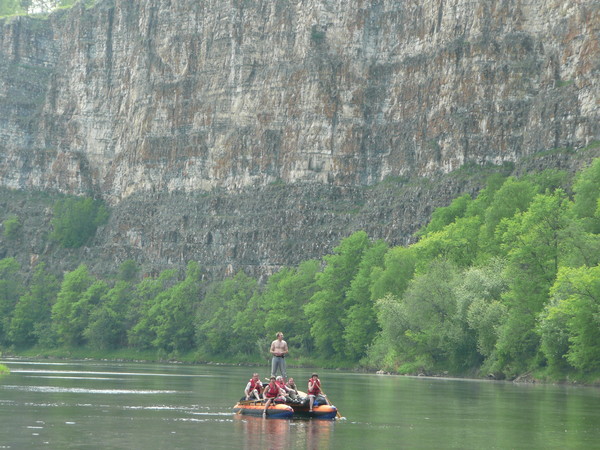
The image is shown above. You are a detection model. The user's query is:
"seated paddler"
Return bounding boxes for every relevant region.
[244,373,263,401]
[262,376,287,416]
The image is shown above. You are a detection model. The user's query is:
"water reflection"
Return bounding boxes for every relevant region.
[234,415,334,450]
[2,359,600,449]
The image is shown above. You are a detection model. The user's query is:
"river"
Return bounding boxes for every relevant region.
[0,359,598,449]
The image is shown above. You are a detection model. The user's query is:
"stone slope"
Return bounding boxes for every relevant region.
[0,0,598,277]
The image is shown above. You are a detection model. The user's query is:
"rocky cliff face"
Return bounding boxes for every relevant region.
[0,0,599,277]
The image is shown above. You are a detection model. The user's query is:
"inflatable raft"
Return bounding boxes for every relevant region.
[233,400,294,418]
[290,402,338,419]
[233,396,338,419]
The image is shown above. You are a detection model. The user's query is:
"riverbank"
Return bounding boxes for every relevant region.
[6,347,356,370]
[4,347,599,386]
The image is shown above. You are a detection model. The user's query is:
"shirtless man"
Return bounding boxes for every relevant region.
[269,331,288,379]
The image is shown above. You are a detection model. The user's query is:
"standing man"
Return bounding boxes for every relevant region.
[269,331,288,379]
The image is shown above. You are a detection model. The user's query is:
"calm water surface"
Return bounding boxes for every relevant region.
[1,359,599,449]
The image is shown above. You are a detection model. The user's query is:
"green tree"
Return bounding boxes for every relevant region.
[342,240,388,360]
[127,269,178,350]
[84,280,133,350]
[151,261,202,354]
[539,265,600,372]
[477,177,539,260]
[9,263,59,348]
[413,215,483,268]
[396,260,472,372]
[196,271,257,357]
[524,169,569,194]
[0,258,22,346]
[370,246,417,300]
[494,191,572,375]
[459,259,509,370]
[304,231,371,357]
[417,194,472,236]
[117,259,139,282]
[464,173,508,218]
[235,259,320,357]
[50,196,109,248]
[572,158,600,233]
[51,265,97,346]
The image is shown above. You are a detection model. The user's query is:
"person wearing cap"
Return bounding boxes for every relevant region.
[308,373,324,412]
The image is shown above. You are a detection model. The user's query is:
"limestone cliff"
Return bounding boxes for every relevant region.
[0,0,599,277]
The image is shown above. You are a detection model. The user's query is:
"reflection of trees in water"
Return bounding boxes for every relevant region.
[233,415,334,450]
[298,419,334,449]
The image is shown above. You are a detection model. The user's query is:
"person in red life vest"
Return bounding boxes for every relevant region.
[262,376,286,416]
[244,373,263,401]
[308,373,325,412]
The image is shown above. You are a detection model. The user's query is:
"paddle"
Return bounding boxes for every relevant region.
[319,388,342,419]
[238,398,265,406]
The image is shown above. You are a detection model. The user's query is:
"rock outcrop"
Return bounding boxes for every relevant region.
[0,0,598,277]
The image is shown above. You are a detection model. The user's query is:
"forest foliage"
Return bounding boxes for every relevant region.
[1,159,599,380]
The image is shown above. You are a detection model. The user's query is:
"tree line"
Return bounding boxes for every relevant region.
[1,158,599,380]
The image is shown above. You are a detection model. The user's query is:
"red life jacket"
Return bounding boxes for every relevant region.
[308,378,321,395]
[249,378,262,392]
[264,383,280,398]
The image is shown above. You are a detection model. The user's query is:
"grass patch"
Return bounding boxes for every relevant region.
[582,140,600,152]
[0,364,9,375]
[556,79,575,88]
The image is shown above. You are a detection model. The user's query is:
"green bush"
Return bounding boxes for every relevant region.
[50,196,109,248]
[3,214,21,240]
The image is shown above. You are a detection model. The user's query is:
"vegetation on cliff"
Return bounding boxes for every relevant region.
[50,196,108,248]
[0,0,88,17]
[0,159,599,382]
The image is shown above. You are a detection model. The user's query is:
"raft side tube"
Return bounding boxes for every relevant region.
[233,402,294,418]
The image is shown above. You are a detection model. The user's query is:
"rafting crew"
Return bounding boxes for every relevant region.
[239,331,336,417]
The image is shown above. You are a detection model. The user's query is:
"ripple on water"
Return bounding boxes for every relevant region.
[8,368,209,377]
[2,385,179,394]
